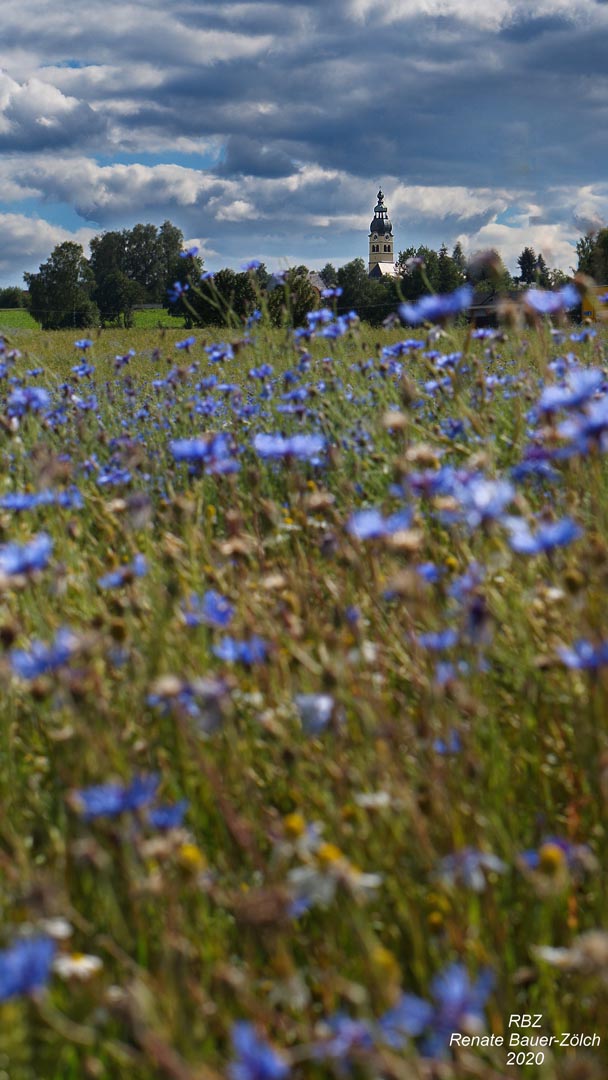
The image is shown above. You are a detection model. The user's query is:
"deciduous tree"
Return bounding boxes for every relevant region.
[24,242,99,330]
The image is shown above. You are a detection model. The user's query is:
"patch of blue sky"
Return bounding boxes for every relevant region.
[495,207,524,227]
[94,150,222,170]
[0,200,93,233]
[40,59,93,69]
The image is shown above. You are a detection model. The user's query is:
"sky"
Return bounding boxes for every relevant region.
[1,0,608,286]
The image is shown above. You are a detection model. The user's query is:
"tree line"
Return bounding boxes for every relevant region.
[12,221,608,330]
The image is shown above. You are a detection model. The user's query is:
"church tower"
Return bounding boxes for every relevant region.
[368,189,394,276]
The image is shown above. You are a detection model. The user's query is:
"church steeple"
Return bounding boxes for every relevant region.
[368,188,394,275]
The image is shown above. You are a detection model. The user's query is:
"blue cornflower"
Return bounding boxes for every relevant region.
[448,562,484,601]
[433,729,462,754]
[74,338,93,351]
[436,848,506,892]
[417,629,458,650]
[176,336,196,351]
[570,327,597,342]
[294,693,335,734]
[417,562,442,583]
[10,627,79,680]
[0,492,49,511]
[253,433,325,462]
[505,516,581,555]
[381,966,494,1058]
[213,635,268,665]
[167,281,189,304]
[511,454,560,484]
[318,316,354,340]
[347,507,411,540]
[114,350,136,369]
[229,1022,288,1080]
[171,437,215,461]
[72,362,95,377]
[558,394,608,451]
[314,1014,374,1059]
[98,553,147,590]
[538,368,604,413]
[378,995,434,1048]
[249,364,273,380]
[0,937,56,1001]
[423,963,495,1057]
[558,639,608,670]
[180,245,199,258]
[7,386,51,417]
[75,774,160,820]
[0,533,52,576]
[524,283,579,315]
[399,285,473,326]
[171,434,239,474]
[148,799,188,829]
[183,590,234,628]
[205,342,234,364]
[97,467,131,488]
[449,474,514,529]
[321,286,343,299]
[520,836,594,872]
[306,307,333,328]
[241,259,262,272]
[201,270,215,281]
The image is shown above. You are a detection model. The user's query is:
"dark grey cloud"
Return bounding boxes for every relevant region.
[217,136,296,178]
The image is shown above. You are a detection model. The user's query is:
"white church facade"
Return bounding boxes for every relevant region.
[368,189,397,278]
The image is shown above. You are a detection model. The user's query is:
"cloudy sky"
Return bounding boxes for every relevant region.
[1,0,608,285]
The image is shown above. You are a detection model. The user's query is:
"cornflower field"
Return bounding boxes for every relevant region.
[1,285,608,1079]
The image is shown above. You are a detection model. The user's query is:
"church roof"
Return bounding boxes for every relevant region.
[369,216,392,235]
[369,262,397,278]
[369,188,392,234]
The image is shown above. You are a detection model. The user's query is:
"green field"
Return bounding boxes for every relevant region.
[0,308,188,332]
[0,307,39,329]
[0,309,607,1079]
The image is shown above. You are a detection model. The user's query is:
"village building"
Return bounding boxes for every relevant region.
[580,283,608,320]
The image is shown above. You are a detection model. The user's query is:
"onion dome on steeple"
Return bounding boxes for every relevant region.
[369,188,392,236]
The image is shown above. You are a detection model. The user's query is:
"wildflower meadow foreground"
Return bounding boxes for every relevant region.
[1,285,608,1079]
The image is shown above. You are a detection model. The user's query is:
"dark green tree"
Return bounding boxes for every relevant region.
[535,253,551,287]
[395,246,441,300]
[576,233,596,276]
[185,267,260,327]
[547,267,570,287]
[89,230,145,325]
[437,243,466,293]
[158,220,184,282]
[89,230,125,279]
[0,286,25,308]
[319,263,338,287]
[124,224,165,300]
[94,271,145,327]
[267,266,318,327]
[576,229,608,283]
[165,247,204,323]
[336,258,395,324]
[468,249,513,297]
[452,241,467,274]
[517,247,538,284]
[24,242,99,330]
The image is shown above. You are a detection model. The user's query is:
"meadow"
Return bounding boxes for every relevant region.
[0,308,188,332]
[0,292,607,1080]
